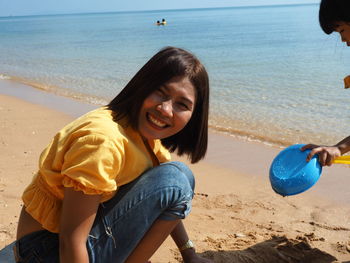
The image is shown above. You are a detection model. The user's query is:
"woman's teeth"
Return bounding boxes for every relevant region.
[148,114,167,128]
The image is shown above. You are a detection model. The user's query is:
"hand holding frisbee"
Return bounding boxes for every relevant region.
[302,144,350,166]
[269,144,350,196]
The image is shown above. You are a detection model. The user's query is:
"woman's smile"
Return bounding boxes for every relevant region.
[147,112,169,129]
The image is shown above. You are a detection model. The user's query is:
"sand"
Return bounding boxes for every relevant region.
[1,82,350,262]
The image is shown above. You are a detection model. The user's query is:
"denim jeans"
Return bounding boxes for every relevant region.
[14,161,195,263]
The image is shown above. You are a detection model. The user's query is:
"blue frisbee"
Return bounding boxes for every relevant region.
[269,144,322,196]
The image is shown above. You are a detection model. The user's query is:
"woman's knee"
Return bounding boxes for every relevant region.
[148,162,195,220]
[159,161,195,192]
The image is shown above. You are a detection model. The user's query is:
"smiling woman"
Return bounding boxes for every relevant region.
[14,47,212,263]
[108,46,209,164]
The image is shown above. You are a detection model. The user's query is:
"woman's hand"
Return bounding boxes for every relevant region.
[171,222,213,263]
[301,144,342,166]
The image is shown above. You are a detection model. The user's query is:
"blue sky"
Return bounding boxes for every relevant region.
[1,0,319,17]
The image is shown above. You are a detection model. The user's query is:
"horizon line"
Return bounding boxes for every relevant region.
[0,2,318,19]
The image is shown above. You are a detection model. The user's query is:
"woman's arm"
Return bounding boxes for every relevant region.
[60,187,102,263]
[171,221,213,263]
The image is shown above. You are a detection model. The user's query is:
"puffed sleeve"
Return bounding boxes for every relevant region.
[61,134,123,195]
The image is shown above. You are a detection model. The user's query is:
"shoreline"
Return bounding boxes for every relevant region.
[2,75,346,149]
[0,76,285,147]
[1,81,350,261]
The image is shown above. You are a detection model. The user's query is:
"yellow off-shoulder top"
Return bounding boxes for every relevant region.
[22,107,171,233]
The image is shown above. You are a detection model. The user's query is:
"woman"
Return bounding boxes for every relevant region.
[14,47,213,263]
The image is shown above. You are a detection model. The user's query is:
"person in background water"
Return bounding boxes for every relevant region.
[156,19,167,26]
[14,46,213,263]
[302,0,350,164]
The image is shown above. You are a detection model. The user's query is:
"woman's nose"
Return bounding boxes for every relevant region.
[157,100,173,117]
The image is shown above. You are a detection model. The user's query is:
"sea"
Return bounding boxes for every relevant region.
[0,3,349,147]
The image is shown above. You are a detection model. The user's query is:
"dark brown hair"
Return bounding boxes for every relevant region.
[319,0,350,34]
[108,46,209,163]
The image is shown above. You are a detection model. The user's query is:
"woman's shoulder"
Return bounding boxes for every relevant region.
[49,107,133,152]
[66,107,127,138]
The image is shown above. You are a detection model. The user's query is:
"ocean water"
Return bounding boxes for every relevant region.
[0,4,349,147]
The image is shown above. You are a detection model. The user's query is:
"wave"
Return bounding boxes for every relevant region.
[0,74,10,80]
[0,73,109,106]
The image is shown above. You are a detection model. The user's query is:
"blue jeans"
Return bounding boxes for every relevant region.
[14,161,195,263]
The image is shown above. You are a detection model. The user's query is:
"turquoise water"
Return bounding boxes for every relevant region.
[0,4,349,146]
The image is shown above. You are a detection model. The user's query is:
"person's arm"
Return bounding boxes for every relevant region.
[171,221,213,263]
[301,135,350,166]
[335,135,350,154]
[59,187,102,263]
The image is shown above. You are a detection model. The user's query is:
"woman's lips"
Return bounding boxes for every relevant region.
[147,113,168,128]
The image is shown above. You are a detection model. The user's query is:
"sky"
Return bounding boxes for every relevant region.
[0,0,319,17]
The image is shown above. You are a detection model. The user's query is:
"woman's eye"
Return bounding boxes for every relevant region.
[156,89,167,98]
[177,102,190,110]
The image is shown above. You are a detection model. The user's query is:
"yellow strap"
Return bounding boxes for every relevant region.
[333,155,350,164]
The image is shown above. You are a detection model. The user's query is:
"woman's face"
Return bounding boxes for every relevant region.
[334,21,350,46]
[138,76,196,140]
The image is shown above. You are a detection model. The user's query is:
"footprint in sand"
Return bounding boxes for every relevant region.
[194,192,209,197]
[309,221,350,231]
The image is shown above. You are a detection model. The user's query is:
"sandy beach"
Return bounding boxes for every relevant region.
[1,81,350,262]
